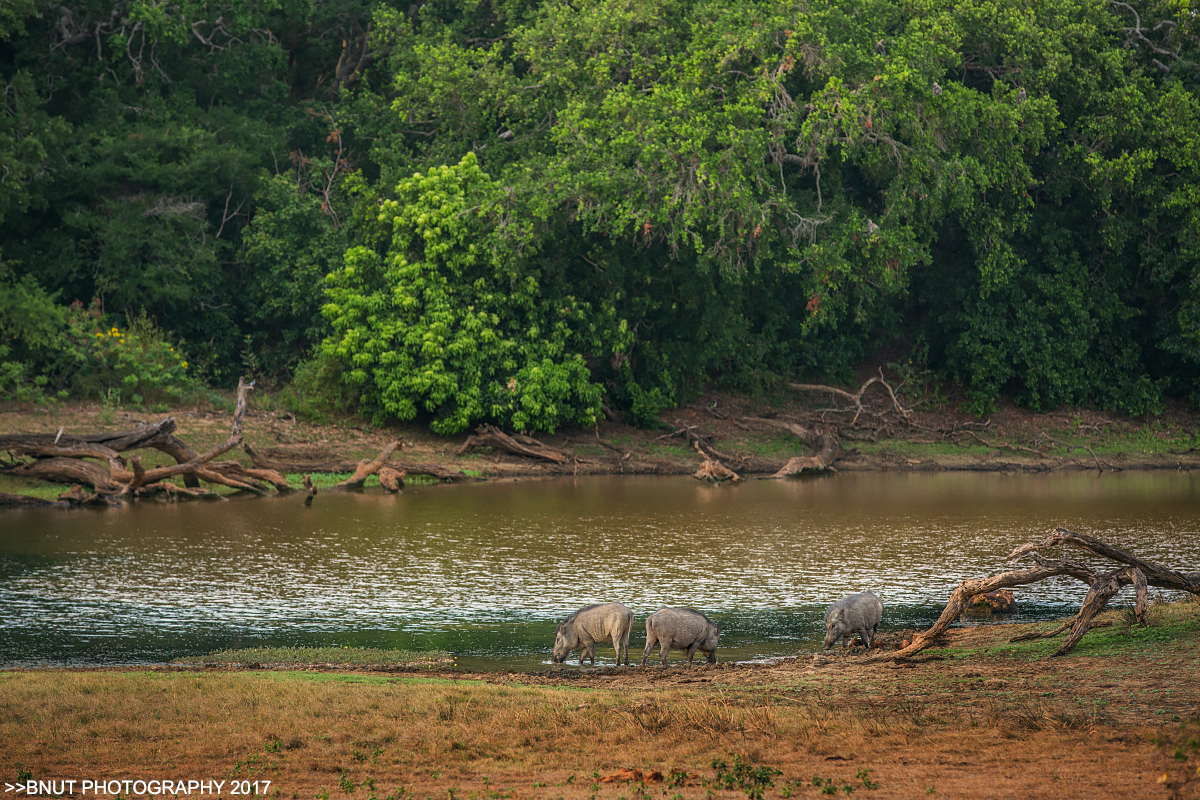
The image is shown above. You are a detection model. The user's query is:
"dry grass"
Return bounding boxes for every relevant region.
[0,662,1188,800]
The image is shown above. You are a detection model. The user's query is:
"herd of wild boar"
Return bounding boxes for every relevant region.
[550,592,884,666]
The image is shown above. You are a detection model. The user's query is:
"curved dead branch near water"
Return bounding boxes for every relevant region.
[853,528,1200,664]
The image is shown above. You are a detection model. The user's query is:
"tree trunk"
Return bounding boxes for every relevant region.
[378,467,405,492]
[457,424,571,463]
[333,440,402,489]
[745,417,842,475]
[856,530,1200,664]
[244,444,469,481]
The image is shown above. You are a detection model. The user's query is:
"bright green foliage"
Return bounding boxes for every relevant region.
[2,0,1199,421]
[364,0,1200,415]
[74,314,194,405]
[323,154,609,433]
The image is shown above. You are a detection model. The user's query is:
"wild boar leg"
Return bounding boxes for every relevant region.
[685,643,699,663]
[659,640,671,666]
[641,629,658,667]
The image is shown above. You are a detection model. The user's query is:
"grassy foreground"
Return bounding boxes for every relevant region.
[3,605,1199,800]
[171,648,455,669]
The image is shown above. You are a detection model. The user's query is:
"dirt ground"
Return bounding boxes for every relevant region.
[3,621,1199,800]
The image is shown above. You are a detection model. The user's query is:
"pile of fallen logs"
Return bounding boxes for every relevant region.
[854,527,1200,663]
[0,379,470,509]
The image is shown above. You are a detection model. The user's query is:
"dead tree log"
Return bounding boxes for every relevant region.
[7,457,123,493]
[334,440,402,489]
[133,483,224,502]
[378,467,405,492]
[0,418,203,487]
[244,444,470,481]
[694,459,740,483]
[745,417,841,475]
[57,485,118,506]
[856,529,1200,664]
[457,424,570,463]
[1,440,126,469]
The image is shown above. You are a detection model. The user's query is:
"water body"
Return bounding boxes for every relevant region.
[2,472,1198,670]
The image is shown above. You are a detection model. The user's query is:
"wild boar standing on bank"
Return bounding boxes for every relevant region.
[823,591,884,649]
[641,607,721,666]
[551,602,634,665]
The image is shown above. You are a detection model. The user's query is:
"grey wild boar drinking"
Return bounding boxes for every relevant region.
[640,607,721,666]
[551,602,634,665]
[823,591,884,649]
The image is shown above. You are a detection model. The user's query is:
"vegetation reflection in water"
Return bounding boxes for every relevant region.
[1,472,1198,670]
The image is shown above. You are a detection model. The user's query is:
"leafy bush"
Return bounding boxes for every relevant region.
[69,310,193,405]
[278,350,362,424]
[322,153,610,433]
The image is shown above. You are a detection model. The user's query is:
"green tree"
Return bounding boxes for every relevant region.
[323,153,615,433]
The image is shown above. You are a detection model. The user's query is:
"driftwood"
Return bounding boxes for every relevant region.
[378,467,405,492]
[745,417,841,475]
[134,482,224,502]
[457,424,570,463]
[334,440,402,489]
[0,379,255,502]
[57,485,117,507]
[8,457,124,493]
[0,417,202,487]
[244,444,469,481]
[858,528,1200,664]
[693,459,740,483]
[0,378,468,508]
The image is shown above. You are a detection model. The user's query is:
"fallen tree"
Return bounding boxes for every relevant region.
[0,417,202,486]
[0,381,458,507]
[1,379,258,503]
[857,527,1200,663]
[244,444,470,482]
[457,424,572,464]
[744,417,841,476]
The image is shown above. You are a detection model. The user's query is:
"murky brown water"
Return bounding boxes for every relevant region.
[2,472,1198,669]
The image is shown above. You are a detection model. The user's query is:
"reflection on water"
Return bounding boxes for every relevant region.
[1,472,1198,669]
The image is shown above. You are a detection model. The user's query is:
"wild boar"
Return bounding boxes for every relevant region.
[640,607,721,666]
[823,591,883,649]
[551,602,634,665]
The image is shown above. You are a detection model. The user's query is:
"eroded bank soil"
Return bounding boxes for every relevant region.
[3,390,1200,489]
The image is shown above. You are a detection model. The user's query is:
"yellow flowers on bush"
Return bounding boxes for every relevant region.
[72,311,194,405]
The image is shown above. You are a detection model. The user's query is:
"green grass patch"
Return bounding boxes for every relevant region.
[939,602,1200,661]
[0,475,73,501]
[282,471,446,488]
[171,646,454,668]
[727,431,805,458]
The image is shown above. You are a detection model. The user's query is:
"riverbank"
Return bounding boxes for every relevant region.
[3,607,1198,800]
[3,389,1200,501]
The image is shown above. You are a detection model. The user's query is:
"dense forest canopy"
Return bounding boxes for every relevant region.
[1,0,1197,430]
